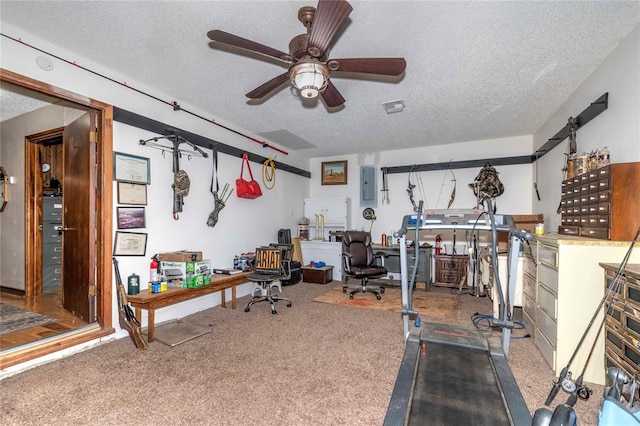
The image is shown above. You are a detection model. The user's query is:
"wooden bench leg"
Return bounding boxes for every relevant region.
[147,309,155,343]
[231,285,236,309]
[220,289,227,308]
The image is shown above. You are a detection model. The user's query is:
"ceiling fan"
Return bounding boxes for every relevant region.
[207,0,406,108]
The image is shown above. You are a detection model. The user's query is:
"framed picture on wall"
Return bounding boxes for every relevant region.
[117,207,146,229]
[117,182,147,205]
[113,231,148,256]
[321,161,348,185]
[113,151,150,184]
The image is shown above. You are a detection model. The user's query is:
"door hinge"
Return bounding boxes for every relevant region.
[89,131,98,144]
[89,284,97,296]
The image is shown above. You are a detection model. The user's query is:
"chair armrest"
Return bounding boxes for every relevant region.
[373,251,387,266]
[341,252,353,272]
[280,259,292,280]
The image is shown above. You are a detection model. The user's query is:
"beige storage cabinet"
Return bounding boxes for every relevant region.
[521,234,640,385]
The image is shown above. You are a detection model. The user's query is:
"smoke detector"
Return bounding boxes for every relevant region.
[382,99,405,114]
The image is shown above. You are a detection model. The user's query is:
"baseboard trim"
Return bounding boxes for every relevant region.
[0,287,25,297]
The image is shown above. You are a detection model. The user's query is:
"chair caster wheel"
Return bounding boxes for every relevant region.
[343,289,347,293]
[272,310,277,314]
[349,294,354,300]
[287,303,292,307]
[380,288,385,294]
[376,294,381,300]
[244,308,250,312]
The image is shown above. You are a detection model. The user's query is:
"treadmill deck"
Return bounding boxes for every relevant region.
[384,323,531,426]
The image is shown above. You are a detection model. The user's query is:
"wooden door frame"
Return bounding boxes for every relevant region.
[25,127,64,298]
[1,69,114,369]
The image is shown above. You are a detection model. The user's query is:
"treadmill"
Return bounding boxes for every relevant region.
[384,205,533,425]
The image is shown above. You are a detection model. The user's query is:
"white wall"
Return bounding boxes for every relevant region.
[310,135,534,242]
[0,23,309,344]
[533,24,640,232]
[111,122,307,327]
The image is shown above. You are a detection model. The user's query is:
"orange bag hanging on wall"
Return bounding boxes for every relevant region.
[236,153,263,199]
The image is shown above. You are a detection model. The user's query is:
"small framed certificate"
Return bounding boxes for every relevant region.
[117,182,147,205]
[114,152,150,184]
[113,231,148,256]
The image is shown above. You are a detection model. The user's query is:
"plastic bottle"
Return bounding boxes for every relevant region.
[150,257,159,282]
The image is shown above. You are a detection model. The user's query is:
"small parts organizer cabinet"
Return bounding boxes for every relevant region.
[521,235,640,385]
[601,263,640,379]
[42,195,63,291]
[434,254,468,288]
[559,162,640,240]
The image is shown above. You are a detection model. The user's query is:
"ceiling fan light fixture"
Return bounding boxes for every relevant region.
[289,62,330,98]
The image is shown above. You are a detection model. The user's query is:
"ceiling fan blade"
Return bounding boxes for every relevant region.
[245,72,290,99]
[328,58,407,76]
[208,30,293,62]
[321,80,345,108]
[307,0,353,57]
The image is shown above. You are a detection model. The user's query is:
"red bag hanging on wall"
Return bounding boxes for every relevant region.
[236,153,263,199]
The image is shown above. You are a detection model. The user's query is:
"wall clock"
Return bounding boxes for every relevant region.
[362,207,376,220]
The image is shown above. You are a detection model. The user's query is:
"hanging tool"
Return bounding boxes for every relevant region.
[557,117,579,213]
[435,159,456,209]
[262,157,276,190]
[406,165,418,212]
[381,167,390,204]
[448,163,457,209]
[206,148,232,228]
[534,154,541,201]
[139,130,208,220]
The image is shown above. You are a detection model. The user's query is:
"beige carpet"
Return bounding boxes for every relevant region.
[0,282,604,425]
[313,285,459,320]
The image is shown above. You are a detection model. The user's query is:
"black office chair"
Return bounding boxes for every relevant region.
[245,245,293,314]
[342,231,388,300]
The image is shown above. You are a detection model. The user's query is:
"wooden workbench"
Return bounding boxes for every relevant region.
[126,272,249,342]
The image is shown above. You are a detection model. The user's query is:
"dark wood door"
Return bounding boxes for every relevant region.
[62,112,97,322]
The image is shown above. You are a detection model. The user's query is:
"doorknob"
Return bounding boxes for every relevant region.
[55,225,74,235]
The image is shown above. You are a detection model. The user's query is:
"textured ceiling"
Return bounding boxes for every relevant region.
[1,1,639,158]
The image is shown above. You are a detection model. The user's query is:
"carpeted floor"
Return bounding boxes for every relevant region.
[0,303,57,335]
[0,282,604,425]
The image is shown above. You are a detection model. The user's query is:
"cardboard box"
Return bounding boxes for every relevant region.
[498,214,543,252]
[156,250,202,262]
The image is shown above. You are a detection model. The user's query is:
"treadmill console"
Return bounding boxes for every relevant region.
[400,208,514,233]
